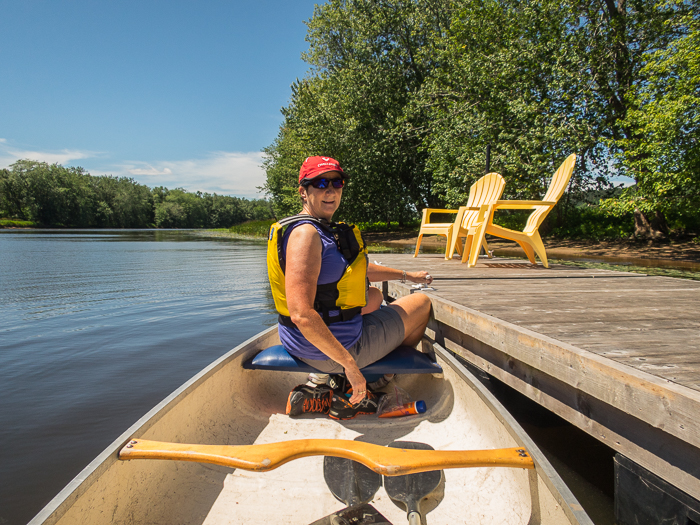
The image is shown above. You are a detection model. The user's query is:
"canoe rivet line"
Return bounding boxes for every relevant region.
[126,445,133,448]
[517,449,529,457]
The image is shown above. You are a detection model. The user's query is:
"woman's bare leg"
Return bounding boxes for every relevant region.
[387,293,432,347]
[361,286,384,315]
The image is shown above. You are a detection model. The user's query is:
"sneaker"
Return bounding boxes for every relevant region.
[329,391,383,420]
[286,384,333,416]
[367,374,395,391]
[328,374,348,393]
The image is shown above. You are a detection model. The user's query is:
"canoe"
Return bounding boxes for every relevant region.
[30,326,593,525]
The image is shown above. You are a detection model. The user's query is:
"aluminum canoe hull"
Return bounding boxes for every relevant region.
[30,326,592,525]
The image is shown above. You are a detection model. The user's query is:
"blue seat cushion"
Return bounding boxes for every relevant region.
[243,344,442,376]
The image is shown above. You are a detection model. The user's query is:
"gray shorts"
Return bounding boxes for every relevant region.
[299,306,406,373]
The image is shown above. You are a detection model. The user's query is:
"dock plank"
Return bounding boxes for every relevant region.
[373,253,700,393]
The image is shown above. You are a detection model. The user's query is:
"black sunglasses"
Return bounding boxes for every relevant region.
[303,177,345,189]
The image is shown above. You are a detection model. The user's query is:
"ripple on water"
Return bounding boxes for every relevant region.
[0,230,277,525]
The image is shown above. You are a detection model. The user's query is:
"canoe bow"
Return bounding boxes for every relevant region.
[118,438,534,476]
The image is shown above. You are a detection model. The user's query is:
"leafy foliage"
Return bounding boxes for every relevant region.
[602,0,700,220]
[0,160,273,228]
[262,0,699,237]
[228,219,277,237]
[0,219,36,227]
[262,0,453,223]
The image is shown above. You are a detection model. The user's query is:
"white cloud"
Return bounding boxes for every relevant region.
[115,151,268,199]
[128,166,173,176]
[0,140,98,168]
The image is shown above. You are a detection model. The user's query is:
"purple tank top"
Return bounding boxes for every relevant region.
[278,220,363,360]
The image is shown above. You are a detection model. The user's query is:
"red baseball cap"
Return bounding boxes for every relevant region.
[299,156,346,184]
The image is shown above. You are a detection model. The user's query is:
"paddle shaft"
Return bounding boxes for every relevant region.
[119,438,534,476]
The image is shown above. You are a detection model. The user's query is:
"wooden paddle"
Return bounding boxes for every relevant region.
[119,438,534,476]
[384,442,441,525]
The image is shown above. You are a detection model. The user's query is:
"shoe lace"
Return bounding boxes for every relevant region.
[303,392,332,413]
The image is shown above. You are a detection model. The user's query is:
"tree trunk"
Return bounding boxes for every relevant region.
[634,209,669,241]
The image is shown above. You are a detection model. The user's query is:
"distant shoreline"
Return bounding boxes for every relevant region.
[5,226,699,267]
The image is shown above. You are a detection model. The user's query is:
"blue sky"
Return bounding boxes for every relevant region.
[0,1,320,199]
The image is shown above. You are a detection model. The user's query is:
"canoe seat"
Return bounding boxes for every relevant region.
[243,345,442,379]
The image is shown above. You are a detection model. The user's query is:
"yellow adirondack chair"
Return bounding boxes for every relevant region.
[414,172,505,259]
[463,154,576,268]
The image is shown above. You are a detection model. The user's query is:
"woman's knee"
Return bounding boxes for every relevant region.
[415,293,432,316]
[389,293,432,329]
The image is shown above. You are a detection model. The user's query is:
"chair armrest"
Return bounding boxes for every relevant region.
[457,206,480,211]
[491,200,558,209]
[422,208,460,223]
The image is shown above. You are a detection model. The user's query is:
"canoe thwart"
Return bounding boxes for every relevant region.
[118,438,534,476]
[243,345,443,375]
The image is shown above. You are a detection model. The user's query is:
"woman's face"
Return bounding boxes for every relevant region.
[299,174,344,220]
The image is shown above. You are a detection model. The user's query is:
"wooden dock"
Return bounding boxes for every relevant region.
[371,253,700,504]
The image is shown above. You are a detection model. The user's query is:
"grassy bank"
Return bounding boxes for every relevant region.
[0,219,37,228]
[194,220,275,241]
[229,219,275,237]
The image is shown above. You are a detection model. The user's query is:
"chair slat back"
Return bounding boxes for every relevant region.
[462,173,505,229]
[524,154,576,233]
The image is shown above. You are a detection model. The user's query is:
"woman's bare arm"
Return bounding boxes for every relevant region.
[367,263,432,285]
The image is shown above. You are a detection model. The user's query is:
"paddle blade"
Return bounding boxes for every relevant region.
[324,456,382,506]
[383,442,442,523]
[307,503,394,525]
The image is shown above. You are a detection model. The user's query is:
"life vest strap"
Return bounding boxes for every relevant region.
[278,306,362,329]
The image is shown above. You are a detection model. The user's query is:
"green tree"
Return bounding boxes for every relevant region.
[601,0,700,237]
[415,0,605,212]
[0,167,32,219]
[4,160,97,226]
[92,176,154,227]
[154,189,208,228]
[262,126,312,218]
[263,0,454,223]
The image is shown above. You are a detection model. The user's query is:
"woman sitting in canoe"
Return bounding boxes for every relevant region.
[268,156,433,419]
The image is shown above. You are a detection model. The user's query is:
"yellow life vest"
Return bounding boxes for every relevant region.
[267,214,368,326]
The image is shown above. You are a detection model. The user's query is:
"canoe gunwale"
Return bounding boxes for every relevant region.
[28,326,279,525]
[433,343,594,525]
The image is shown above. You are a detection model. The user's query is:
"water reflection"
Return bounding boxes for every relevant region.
[0,230,277,525]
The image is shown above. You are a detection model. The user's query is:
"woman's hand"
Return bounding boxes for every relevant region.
[408,270,433,285]
[344,364,368,404]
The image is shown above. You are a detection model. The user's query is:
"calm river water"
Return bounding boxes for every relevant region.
[0,230,277,525]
